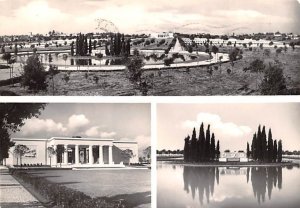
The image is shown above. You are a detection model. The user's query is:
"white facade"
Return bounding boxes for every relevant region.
[219,151,248,162]
[151,32,174,39]
[6,137,138,167]
[181,38,192,45]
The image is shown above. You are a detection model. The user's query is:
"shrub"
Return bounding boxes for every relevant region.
[260,63,287,95]
[10,170,122,208]
[22,55,47,91]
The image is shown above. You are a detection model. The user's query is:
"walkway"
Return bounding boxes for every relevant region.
[54,52,229,72]
[0,166,44,207]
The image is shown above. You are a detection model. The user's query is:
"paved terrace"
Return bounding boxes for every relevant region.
[0,166,44,208]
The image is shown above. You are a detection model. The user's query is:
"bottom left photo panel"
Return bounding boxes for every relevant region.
[0,103,151,208]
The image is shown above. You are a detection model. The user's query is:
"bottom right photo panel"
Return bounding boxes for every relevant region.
[157,103,300,208]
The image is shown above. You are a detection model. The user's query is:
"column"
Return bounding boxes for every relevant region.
[89,145,93,165]
[75,145,79,164]
[108,145,113,165]
[98,145,103,164]
[53,145,57,166]
[64,145,68,164]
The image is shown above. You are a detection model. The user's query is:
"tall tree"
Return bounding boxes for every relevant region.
[199,122,205,161]
[267,129,274,162]
[71,42,74,56]
[216,140,220,159]
[261,126,267,161]
[190,128,197,162]
[278,140,282,162]
[210,133,216,160]
[273,140,278,162]
[184,135,190,162]
[247,142,250,158]
[251,133,257,160]
[205,125,211,161]
[89,38,92,54]
[257,125,262,161]
[0,104,46,163]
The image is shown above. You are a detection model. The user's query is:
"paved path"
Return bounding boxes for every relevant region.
[0,166,44,208]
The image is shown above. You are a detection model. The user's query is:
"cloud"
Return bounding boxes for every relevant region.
[21,118,67,136]
[85,126,116,138]
[182,112,251,138]
[67,114,90,129]
[100,131,116,138]
[85,126,100,137]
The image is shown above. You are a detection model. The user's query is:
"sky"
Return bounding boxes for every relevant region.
[12,103,151,153]
[0,0,300,35]
[157,103,300,152]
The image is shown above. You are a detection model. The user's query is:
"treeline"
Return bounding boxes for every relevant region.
[157,149,183,154]
[248,125,283,162]
[105,33,131,57]
[75,33,92,56]
[184,123,220,162]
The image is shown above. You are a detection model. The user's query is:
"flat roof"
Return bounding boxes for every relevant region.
[12,137,137,143]
[113,140,138,144]
[48,137,114,141]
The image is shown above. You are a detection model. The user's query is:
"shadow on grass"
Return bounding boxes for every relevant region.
[100,191,151,207]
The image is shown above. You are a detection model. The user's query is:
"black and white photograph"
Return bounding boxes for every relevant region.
[0,0,299,96]
[157,103,300,208]
[0,103,151,208]
[1,0,300,208]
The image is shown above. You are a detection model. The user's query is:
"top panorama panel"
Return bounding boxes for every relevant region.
[0,0,299,96]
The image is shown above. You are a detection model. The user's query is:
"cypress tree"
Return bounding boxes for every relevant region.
[273,140,277,162]
[210,133,215,161]
[267,129,273,162]
[114,33,118,55]
[89,38,92,54]
[110,36,115,56]
[184,135,190,162]
[105,43,110,56]
[84,36,88,55]
[126,39,131,56]
[199,122,205,162]
[216,140,220,159]
[257,125,262,161]
[205,125,211,161]
[71,42,74,56]
[76,35,79,56]
[190,128,197,162]
[251,133,257,160]
[261,126,267,161]
[247,142,250,158]
[278,140,282,162]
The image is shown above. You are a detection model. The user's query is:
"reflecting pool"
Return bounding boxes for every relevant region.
[157,162,300,208]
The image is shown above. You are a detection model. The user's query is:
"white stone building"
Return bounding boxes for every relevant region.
[151,32,174,39]
[6,137,138,168]
[219,151,248,162]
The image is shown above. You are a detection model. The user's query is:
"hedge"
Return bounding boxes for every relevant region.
[10,169,125,208]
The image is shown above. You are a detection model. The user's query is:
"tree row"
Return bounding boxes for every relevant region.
[184,123,220,162]
[247,125,283,162]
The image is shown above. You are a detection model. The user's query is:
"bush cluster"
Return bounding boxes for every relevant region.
[10,170,125,208]
[15,163,43,167]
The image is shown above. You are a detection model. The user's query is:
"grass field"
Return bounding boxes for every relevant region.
[25,168,151,207]
[1,48,299,96]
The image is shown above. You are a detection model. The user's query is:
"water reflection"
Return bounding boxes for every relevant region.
[251,167,282,204]
[183,166,219,205]
[182,166,285,205]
